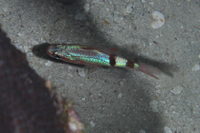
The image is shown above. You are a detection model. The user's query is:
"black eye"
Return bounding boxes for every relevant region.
[53,53,62,59]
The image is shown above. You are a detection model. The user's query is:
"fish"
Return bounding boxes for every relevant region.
[47,44,161,79]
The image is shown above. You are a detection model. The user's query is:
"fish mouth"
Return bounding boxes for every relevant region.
[46,45,58,56]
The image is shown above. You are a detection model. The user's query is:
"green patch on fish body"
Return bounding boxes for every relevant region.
[47,44,111,66]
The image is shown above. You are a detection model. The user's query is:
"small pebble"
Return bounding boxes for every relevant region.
[98,94,102,98]
[119,81,124,86]
[151,11,165,29]
[160,100,166,104]
[84,3,90,13]
[79,83,84,88]
[164,126,172,133]
[113,16,124,23]
[69,122,77,131]
[90,121,95,127]
[177,2,181,6]
[141,0,145,3]
[78,70,86,77]
[155,84,161,88]
[56,77,66,83]
[149,100,159,112]
[3,7,8,12]
[45,80,52,90]
[24,46,29,53]
[45,61,53,66]
[149,2,154,5]
[82,98,85,101]
[171,85,183,95]
[17,32,22,36]
[118,93,122,99]
[169,105,176,114]
[192,64,200,71]
[124,3,133,15]
[31,39,39,45]
[68,66,72,70]
[156,89,161,93]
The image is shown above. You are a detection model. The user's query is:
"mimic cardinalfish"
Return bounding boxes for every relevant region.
[47,44,161,79]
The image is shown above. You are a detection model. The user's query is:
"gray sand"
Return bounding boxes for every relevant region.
[0,0,199,132]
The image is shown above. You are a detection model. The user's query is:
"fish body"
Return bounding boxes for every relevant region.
[47,44,160,79]
[47,44,137,68]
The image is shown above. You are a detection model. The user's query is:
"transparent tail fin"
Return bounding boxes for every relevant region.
[137,63,161,79]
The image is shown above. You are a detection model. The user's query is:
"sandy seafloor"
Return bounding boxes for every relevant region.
[0,0,199,132]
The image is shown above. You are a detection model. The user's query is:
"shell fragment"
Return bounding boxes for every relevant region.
[151,11,165,29]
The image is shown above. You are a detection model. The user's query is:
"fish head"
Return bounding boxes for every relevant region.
[47,45,64,60]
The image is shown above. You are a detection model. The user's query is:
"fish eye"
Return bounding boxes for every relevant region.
[53,52,62,59]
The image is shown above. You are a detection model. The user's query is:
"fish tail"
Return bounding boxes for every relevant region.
[135,63,161,79]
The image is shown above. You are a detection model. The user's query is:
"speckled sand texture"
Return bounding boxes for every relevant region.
[0,0,199,132]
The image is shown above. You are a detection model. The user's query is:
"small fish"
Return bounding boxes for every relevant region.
[47,44,161,79]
